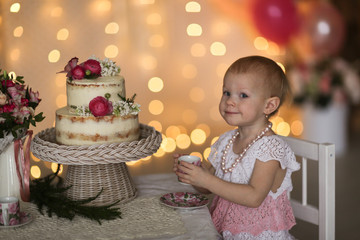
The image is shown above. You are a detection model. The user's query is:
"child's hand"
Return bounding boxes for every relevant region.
[172,153,185,173]
[176,160,211,188]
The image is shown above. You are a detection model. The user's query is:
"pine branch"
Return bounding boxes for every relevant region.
[30,165,122,224]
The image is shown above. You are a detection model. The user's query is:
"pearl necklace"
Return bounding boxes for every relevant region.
[221,122,273,173]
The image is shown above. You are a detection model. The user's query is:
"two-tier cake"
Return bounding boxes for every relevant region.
[55,56,140,145]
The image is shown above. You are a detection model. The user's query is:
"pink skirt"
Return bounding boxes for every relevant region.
[210,191,296,236]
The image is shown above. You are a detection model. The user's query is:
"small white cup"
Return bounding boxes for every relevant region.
[0,196,20,226]
[177,155,201,185]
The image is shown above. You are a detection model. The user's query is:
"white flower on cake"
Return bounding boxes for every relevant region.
[113,101,141,117]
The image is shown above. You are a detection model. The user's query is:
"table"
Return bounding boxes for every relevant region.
[1,173,220,240]
[133,173,220,239]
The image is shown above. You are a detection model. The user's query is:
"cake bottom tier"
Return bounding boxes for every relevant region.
[55,107,140,145]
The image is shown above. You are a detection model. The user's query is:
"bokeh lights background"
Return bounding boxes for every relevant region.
[1,0,358,178]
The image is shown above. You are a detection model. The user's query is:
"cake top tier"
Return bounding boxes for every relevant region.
[58,56,140,118]
[58,55,120,81]
[66,76,126,109]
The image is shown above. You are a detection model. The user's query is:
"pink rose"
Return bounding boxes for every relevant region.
[0,92,7,105]
[63,57,79,78]
[3,103,16,113]
[29,89,40,103]
[71,66,85,80]
[89,96,113,117]
[11,106,24,123]
[319,73,331,94]
[66,57,79,71]
[9,218,20,226]
[20,106,31,118]
[21,98,29,106]
[1,79,15,88]
[7,87,22,103]
[9,203,19,214]
[15,84,26,96]
[82,59,101,76]
[57,57,79,78]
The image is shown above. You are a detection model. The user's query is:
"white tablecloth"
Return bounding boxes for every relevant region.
[133,173,220,239]
[1,173,220,240]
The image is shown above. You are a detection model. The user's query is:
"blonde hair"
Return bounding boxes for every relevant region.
[225,55,291,117]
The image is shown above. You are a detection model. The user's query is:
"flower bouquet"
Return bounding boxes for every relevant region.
[0,69,44,201]
[288,58,360,108]
[0,70,44,142]
[288,58,360,155]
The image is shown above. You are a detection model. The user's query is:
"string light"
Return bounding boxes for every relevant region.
[48,49,60,63]
[185,1,201,12]
[254,37,269,51]
[57,28,69,40]
[187,23,202,36]
[176,134,191,149]
[191,129,206,145]
[190,43,206,57]
[31,165,41,179]
[10,3,20,13]
[148,100,164,115]
[148,77,164,92]
[210,42,226,56]
[13,26,23,37]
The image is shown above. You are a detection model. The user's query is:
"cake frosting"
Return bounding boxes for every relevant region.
[55,56,140,146]
[66,76,125,109]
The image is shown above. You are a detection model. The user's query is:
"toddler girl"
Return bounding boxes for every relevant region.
[174,56,300,239]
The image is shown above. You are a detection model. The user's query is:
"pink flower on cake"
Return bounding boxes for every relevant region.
[71,66,85,80]
[82,59,101,76]
[89,96,113,117]
[58,57,104,80]
[62,57,79,78]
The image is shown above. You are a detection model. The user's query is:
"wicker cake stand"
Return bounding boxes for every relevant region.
[30,124,162,206]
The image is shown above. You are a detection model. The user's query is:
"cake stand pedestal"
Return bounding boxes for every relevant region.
[31,124,162,206]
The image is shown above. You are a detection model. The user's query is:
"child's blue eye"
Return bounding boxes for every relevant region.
[223,91,230,96]
[240,93,248,98]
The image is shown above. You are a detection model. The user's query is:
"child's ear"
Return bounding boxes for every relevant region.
[264,96,280,115]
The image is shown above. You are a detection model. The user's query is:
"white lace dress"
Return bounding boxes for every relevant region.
[208,129,300,240]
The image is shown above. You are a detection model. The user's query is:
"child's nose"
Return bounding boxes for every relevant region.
[226,96,236,105]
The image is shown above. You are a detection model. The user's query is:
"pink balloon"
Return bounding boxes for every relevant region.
[252,0,300,45]
[297,1,345,59]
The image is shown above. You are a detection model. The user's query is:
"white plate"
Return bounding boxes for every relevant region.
[159,192,209,210]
